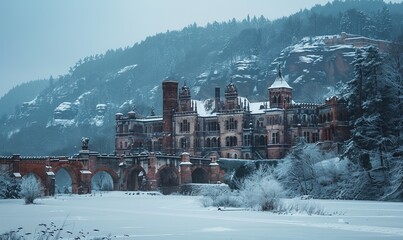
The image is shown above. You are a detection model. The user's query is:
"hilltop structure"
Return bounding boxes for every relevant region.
[115,69,349,159]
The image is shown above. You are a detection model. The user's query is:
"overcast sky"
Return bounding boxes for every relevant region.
[0,0,399,97]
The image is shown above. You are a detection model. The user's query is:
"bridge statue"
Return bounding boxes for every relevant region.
[81,137,89,150]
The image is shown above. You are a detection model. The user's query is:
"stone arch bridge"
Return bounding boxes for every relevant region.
[0,150,223,195]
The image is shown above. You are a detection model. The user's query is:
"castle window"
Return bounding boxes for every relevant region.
[244,135,251,146]
[303,131,310,143]
[312,132,319,143]
[226,136,237,147]
[180,138,187,149]
[180,120,190,132]
[212,138,218,147]
[271,132,279,144]
[226,118,237,130]
[207,121,219,131]
[157,139,163,151]
[206,138,211,148]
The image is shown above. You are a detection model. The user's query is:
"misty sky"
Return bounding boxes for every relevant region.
[0,0,399,98]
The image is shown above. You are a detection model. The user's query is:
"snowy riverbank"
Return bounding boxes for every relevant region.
[0,192,402,239]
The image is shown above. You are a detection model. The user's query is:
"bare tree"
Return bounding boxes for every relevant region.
[93,172,113,191]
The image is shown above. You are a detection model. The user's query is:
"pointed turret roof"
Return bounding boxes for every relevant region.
[268,67,292,90]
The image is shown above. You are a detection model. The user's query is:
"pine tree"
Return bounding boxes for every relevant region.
[376,5,392,40]
[343,48,366,166]
[344,45,401,183]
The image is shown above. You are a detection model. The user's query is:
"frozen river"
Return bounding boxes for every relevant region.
[1,192,403,239]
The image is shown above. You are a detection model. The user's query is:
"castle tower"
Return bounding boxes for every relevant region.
[224,81,239,111]
[162,79,178,154]
[178,81,192,112]
[268,68,292,109]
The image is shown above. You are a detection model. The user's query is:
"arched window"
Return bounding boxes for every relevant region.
[232,136,237,146]
[212,138,217,147]
[206,138,211,148]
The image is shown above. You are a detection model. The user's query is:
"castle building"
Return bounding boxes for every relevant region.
[115,70,349,159]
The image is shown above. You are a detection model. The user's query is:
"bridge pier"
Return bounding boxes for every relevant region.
[146,153,158,190]
[180,152,192,184]
[209,154,220,183]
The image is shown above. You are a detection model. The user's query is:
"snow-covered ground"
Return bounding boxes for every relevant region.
[1,192,403,239]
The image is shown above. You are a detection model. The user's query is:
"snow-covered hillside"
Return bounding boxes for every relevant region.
[270,35,357,102]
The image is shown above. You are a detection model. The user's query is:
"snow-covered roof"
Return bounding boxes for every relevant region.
[268,75,292,90]
[136,117,163,122]
[13,172,21,178]
[193,97,269,116]
[249,101,270,114]
[194,100,216,117]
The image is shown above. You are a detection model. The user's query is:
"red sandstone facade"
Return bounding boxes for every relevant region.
[115,70,349,160]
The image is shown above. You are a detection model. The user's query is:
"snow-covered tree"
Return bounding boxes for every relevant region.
[376,5,392,40]
[20,174,43,204]
[343,45,402,188]
[275,140,329,196]
[0,169,20,199]
[239,167,286,211]
[380,44,403,200]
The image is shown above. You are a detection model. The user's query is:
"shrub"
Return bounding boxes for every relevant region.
[280,198,326,215]
[199,183,241,207]
[20,174,43,204]
[239,168,286,211]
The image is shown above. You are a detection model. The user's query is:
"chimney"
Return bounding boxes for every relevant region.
[215,87,220,112]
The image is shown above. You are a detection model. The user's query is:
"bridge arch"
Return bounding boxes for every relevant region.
[191,168,208,183]
[156,165,179,194]
[124,165,147,191]
[92,167,119,191]
[54,168,73,194]
[53,165,79,194]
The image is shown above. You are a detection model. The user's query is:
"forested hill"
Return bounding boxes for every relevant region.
[0,79,49,117]
[1,0,402,155]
